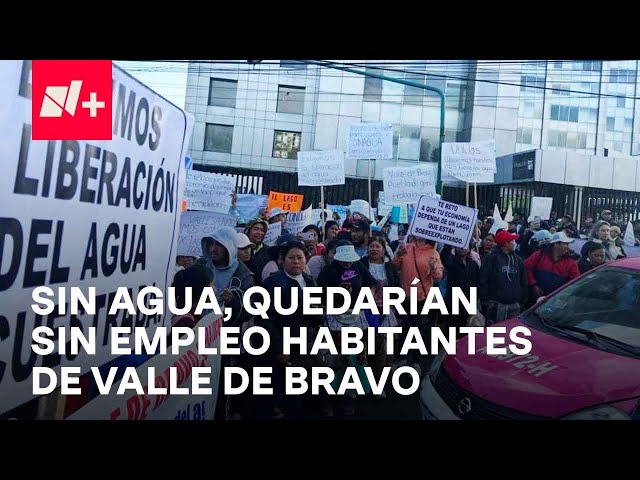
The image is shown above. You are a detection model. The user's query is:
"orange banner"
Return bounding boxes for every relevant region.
[267,191,304,213]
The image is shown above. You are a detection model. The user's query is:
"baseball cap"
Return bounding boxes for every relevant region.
[268,208,286,218]
[235,233,254,249]
[549,231,575,244]
[494,230,519,246]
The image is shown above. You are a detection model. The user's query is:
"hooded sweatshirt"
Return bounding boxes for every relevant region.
[196,227,255,326]
[479,247,528,305]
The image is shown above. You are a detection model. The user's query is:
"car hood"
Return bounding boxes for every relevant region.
[442,318,640,417]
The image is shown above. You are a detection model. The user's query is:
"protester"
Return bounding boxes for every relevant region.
[172,255,196,280]
[261,234,311,282]
[479,230,528,324]
[307,239,343,280]
[580,217,594,238]
[480,233,496,259]
[316,243,379,416]
[235,233,254,265]
[589,220,625,260]
[300,224,322,257]
[360,236,401,398]
[524,231,580,304]
[440,244,480,333]
[170,264,214,328]
[197,228,255,326]
[578,241,607,274]
[244,218,270,284]
[342,213,372,258]
[528,230,552,256]
[260,240,322,418]
[268,208,291,235]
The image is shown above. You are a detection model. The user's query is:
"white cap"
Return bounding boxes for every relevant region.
[269,208,286,218]
[235,233,255,249]
[333,245,362,263]
[549,231,574,244]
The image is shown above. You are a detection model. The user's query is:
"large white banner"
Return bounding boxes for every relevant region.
[67,313,223,420]
[297,150,345,186]
[409,196,478,249]
[177,211,239,257]
[184,170,235,214]
[346,123,393,160]
[383,164,437,205]
[0,61,191,416]
[442,140,496,184]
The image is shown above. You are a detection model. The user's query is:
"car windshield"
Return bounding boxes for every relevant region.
[533,266,640,349]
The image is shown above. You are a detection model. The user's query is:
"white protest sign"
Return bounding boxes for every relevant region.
[346,123,393,160]
[383,164,437,205]
[442,140,496,184]
[528,197,553,222]
[67,313,223,420]
[177,211,239,257]
[297,150,345,186]
[409,196,479,249]
[286,206,314,235]
[184,170,236,213]
[263,221,282,246]
[624,221,636,248]
[377,192,393,217]
[0,61,191,417]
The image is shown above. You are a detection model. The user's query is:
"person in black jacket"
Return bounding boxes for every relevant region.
[259,240,321,418]
[441,244,480,332]
[479,230,528,324]
[578,241,607,274]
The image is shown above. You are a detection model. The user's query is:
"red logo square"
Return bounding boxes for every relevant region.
[32,60,113,141]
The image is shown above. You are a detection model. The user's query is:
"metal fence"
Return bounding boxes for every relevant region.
[194,164,640,227]
[194,164,384,209]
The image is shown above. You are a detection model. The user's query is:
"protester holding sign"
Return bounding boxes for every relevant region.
[440,245,480,333]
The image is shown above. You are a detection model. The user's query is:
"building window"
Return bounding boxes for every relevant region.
[404,72,425,106]
[204,123,233,153]
[577,132,587,149]
[517,127,533,144]
[445,82,466,110]
[547,130,558,147]
[272,130,301,159]
[364,67,383,102]
[606,117,616,132]
[609,69,636,84]
[550,105,579,123]
[208,78,237,108]
[277,85,305,114]
[521,75,545,93]
[582,61,602,71]
[617,97,626,108]
[398,126,421,160]
[280,60,307,70]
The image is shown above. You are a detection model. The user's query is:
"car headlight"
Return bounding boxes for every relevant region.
[562,405,630,420]
[428,349,447,381]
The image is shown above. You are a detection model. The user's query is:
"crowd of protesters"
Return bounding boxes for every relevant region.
[171,198,637,419]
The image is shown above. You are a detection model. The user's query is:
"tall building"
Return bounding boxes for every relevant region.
[185,60,640,222]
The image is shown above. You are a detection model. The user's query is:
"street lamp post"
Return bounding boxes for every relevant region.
[301,60,446,195]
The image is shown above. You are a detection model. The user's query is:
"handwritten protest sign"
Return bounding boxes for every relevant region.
[177,211,239,256]
[297,150,345,186]
[347,123,393,159]
[409,197,478,249]
[267,191,304,213]
[442,141,496,183]
[184,170,236,213]
[383,164,437,205]
[286,206,314,235]
[263,222,282,246]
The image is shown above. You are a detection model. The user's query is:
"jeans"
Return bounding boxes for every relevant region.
[486,302,521,325]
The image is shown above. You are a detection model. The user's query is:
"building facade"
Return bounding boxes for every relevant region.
[184,60,640,222]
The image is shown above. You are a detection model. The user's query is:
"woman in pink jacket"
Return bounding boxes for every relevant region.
[392,236,444,376]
